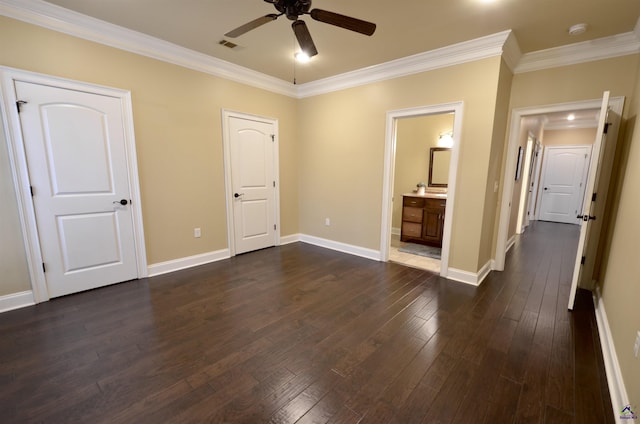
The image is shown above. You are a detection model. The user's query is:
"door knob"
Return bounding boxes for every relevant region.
[113,199,128,205]
[234,193,244,198]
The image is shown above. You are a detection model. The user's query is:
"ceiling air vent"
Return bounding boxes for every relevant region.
[219,39,238,49]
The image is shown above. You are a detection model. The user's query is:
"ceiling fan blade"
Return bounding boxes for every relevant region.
[224,14,279,38]
[292,20,318,57]
[309,9,376,36]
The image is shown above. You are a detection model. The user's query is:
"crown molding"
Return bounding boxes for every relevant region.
[501,31,523,71]
[0,0,297,97]
[296,31,512,98]
[2,1,639,99]
[515,27,640,74]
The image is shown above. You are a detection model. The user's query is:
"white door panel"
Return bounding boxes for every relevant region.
[228,116,276,254]
[15,81,138,298]
[568,92,611,309]
[538,146,591,224]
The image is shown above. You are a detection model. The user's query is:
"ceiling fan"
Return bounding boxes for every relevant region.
[224,0,377,57]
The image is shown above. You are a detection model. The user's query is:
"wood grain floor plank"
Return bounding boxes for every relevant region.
[0,222,615,423]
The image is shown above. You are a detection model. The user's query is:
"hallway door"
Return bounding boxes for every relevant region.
[568,91,611,309]
[538,146,591,224]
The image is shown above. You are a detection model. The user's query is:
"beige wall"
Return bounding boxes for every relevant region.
[0,116,31,296]
[542,127,597,146]
[598,62,640,410]
[298,57,503,273]
[509,56,640,112]
[392,113,454,230]
[480,59,513,269]
[0,16,299,281]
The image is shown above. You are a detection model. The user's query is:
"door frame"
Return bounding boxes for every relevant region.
[536,144,592,224]
[380,102,463,279]
[221,109,280,257]
[528,139,543,222]
[494,96,624,271]
[0,67,148,303]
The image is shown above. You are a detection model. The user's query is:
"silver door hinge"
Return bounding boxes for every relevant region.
[30,186,34,197]
[273,181,275,187]
[42,263,46,273]
[581,256,586,265]
[270,134,275,142]
[274,224,276,230]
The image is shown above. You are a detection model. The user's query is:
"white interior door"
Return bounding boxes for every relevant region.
[228,115,276,254]
[538,145,591,224]
[15,81,138,298]
[568,91,610,309]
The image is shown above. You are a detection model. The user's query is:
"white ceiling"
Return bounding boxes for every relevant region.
[40,0,640,84]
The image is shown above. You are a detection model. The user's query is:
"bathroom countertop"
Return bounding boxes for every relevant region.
[403,191,448,199]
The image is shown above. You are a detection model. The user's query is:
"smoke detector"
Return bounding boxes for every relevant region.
[568,23,588,36]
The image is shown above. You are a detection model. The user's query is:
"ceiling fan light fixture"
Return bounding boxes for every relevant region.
[295,51,311,63]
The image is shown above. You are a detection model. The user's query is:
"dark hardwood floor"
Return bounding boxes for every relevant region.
[0,221,613,423]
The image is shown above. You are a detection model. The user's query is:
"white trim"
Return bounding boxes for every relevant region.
[0,0,296,97]
[380,102,463,281]
[0,290,35,313]
[221,109,280,257]
[279,234,301,245]
[297,31,511,98]
[1,1,639,98]
[447,260,492,287]
[593,287,629,424]
[506,235,516,253]
[147,249,230,277]
[515,29,640,74]
[494,97,624,272]
[299,235,380,262]
[0,67,148,302]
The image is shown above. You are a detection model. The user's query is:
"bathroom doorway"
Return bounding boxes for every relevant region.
[380,103,462,278]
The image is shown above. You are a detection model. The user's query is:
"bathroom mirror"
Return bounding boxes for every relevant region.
[429,147,451,187]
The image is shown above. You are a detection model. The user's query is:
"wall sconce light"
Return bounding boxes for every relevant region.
[438,132,454,148]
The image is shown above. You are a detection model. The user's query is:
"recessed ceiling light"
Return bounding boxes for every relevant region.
[568,23,588,36]
[567,114,575,121]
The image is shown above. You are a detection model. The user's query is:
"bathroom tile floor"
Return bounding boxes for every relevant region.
[389,234,441,273]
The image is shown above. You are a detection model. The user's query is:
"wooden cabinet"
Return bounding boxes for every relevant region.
[400,195,446,247]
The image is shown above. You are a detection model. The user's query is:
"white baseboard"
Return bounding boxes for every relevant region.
[279,233,301,245]
[507,235,516,253]
[447,259,492,287]
[593,287,629,424]
[299,234,381,261]
[147,249,230,277]
[391,227,401,236]
[0,290,35,313]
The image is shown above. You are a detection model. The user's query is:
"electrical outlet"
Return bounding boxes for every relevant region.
[634,331,640,358]
[194,228,201,238]
[325,218,330,226]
